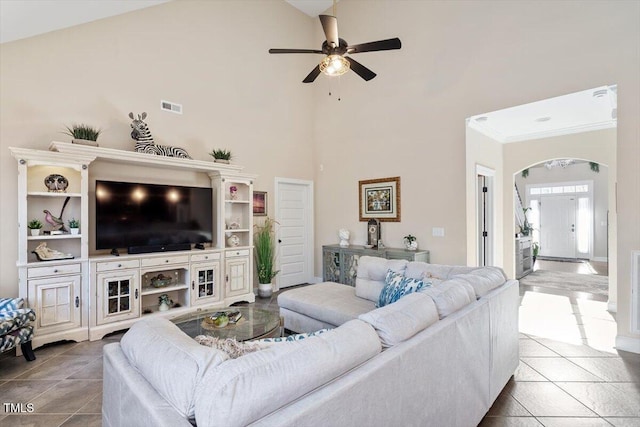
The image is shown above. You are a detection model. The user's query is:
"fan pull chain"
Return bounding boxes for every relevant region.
[328,77,342,101]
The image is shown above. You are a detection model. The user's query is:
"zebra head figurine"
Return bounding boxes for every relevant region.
[128,112,192,159]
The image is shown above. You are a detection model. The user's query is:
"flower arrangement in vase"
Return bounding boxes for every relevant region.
[403,234,418,251]
[229,185,238,200]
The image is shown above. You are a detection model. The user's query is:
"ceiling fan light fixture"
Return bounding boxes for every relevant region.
[319,55,350,76]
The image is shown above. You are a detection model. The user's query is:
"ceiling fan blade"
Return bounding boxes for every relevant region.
[345,57,376,81]
[302,65,322,83]
[319,15,339,47]
[347,38,402,54]
[269,48,323,54]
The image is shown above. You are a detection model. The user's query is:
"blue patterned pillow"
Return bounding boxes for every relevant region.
[256,328,330,344]
[377,269,428,307]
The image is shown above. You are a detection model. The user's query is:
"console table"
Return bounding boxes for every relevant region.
[322,244,430,286]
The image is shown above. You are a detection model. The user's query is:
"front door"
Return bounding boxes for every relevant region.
[275,178,314,289]
[540,195,576,258]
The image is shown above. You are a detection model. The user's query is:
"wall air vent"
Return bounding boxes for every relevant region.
[160,100,182,114]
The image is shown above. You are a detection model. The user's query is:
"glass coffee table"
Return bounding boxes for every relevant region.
[171,306,282,341]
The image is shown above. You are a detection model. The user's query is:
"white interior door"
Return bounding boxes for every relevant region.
[275,178,314,289]
[540,195,576,258]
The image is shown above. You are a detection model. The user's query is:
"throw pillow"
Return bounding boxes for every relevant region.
[377,269,428,307]
[254,328,331,346]
[195,335,264,359]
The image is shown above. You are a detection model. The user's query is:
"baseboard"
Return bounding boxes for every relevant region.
[607,301,617,313]
[592,256,608,262]
[616,335,640,354]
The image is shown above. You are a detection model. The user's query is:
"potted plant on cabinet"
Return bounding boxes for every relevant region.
[63,124,101,146]
[254,217,279,298]
[403,234,418,251]
[209,149,232,164]
[158,294,172,312]
[28,219,43,236]
[68,218,80,235]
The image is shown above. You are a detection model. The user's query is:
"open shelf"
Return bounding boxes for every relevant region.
[141,283,189,296]
[28,234,82,240]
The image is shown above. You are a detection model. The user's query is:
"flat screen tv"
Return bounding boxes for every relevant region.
[95,180,213,253]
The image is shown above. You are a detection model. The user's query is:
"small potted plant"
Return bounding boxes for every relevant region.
[403,234,418,251]
[158,294,172,312]
[254,217,279,298]
[209,149,232,164]
[532,242,540,265]
[63,123,101,146]
[28,219,43,236]
[68,218,80,235]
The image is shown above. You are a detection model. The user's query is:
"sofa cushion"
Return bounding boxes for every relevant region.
[355,256,408,302]
[278,282,376,327]
[120,317,229,420]
[419,278,476,319]
[405,262,476,282]
[194,319,381,427]
[359,292,439,347]
[377,269,429,307]
[453,267,507,298]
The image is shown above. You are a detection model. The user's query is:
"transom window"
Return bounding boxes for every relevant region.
[530,185,588,195]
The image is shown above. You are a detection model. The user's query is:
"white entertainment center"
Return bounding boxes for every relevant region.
[10,142,257,349]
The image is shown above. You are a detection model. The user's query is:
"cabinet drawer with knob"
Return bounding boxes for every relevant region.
[96,259,140,272]
[226,249,250,258]
[141,255,189,268]
[28,263,81,279]
[191,252,221,263]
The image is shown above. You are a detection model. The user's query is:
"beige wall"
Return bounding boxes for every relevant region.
[465,127,504,268]
[0,0,316,296]
[1,1,638,349]
[312,1,637,349]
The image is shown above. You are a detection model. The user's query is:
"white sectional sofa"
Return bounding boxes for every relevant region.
[102,256,519,427]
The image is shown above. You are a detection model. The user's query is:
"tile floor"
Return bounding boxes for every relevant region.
[1,260,638,426]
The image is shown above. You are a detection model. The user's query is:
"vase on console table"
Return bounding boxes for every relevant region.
[258,282,273,298]
[338,229,350,247]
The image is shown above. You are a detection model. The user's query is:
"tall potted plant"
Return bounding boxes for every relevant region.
[254,217,279,298]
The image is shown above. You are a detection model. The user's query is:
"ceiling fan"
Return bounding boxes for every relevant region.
[269,13,401,83]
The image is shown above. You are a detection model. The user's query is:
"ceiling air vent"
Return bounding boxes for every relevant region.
[160,100,182,114]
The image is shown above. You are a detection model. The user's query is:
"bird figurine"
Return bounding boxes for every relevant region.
[43,209,67,232]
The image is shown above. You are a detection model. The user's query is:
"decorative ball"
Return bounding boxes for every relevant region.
[227,234,240,247]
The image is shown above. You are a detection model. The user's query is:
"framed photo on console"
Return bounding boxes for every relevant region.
[253,191,267,216]
[359,176,401,222]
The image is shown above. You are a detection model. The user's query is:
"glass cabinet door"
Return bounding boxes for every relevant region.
[191,261,221,306]
[97,270,139,325]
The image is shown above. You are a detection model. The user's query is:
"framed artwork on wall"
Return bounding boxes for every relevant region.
[358,176,401,222]
[253,191,267,216]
